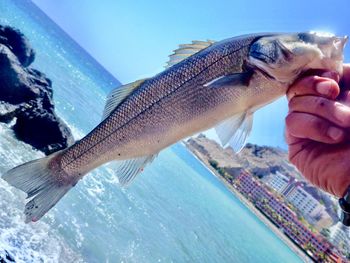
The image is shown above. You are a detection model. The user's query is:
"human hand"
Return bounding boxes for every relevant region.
[286,65,350,197]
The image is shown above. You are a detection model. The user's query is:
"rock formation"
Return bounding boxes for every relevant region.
[0,25,74,155]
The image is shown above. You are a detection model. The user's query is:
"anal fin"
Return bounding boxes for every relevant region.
[113,154,158,186]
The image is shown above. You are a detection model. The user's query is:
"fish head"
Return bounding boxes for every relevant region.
[248,32,348,84]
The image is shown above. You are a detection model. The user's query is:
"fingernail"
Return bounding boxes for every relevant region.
[327,127,343,140]
[316,81,332,96]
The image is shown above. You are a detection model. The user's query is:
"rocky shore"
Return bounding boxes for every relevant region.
[0,25,74,155]
[0,24,77,262]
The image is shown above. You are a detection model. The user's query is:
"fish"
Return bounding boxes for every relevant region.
[1,32,347,223]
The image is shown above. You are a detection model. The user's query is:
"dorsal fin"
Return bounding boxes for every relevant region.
[101,79,147,120]
[165,40,215,69]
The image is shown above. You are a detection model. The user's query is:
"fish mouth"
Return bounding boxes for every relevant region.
[335,35,348,50]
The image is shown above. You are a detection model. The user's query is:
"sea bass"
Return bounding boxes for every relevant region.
[2,32,347,222]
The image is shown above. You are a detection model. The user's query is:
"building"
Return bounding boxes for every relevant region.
[267,180,334,230]
[235,172,343,262]
[265,172,290,194]
[329,222,350,255]
[286,186,324,218]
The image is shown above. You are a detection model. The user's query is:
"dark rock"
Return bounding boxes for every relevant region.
[0,45,52,104]
[0,249,16,263]
[0,25,35,67]
[0,25,74,155]
[13,104,74,155]
[0,45,39,103]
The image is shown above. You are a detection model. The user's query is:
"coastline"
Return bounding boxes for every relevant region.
[186,144,312,263]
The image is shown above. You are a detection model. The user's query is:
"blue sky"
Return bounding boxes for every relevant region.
[31,0,350,149]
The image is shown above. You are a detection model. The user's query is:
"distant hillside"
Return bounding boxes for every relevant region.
[185,134,339,222]
[186,134,303,179]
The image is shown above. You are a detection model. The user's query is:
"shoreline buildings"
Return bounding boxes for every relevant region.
[236,172,343,262]
[264,172,333,230]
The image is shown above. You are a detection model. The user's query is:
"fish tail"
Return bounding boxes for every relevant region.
[2,150,76,223]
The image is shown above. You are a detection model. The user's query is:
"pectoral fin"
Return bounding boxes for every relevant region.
[205,72,253,88]
[228,113,253,153]
[215,111,253,153]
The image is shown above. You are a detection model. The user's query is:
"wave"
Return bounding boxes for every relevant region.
[0,123,83,262]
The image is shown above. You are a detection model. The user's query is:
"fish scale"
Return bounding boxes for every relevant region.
[60,35,257,174]
[2,32,347,223]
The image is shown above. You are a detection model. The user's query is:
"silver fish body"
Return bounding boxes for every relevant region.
[2,32,347,222]
[62,34,277,173]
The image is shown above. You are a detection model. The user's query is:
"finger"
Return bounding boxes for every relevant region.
[340,63,350,90]
[298,69,339,81]
[287,75,340,101]
[289,95,350,128]
[320,71,340,83]
[285,112,345,143]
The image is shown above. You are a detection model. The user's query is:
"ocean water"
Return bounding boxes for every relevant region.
[0,1,303,262]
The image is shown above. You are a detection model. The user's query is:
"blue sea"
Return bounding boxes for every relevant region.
[0,1,303,262]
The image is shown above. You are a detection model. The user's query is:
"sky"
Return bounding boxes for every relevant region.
[31,0,350,149]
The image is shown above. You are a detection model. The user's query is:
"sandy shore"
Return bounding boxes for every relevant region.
[187,146,313,263]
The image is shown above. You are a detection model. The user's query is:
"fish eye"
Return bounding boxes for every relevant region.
[298,33,315,44]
